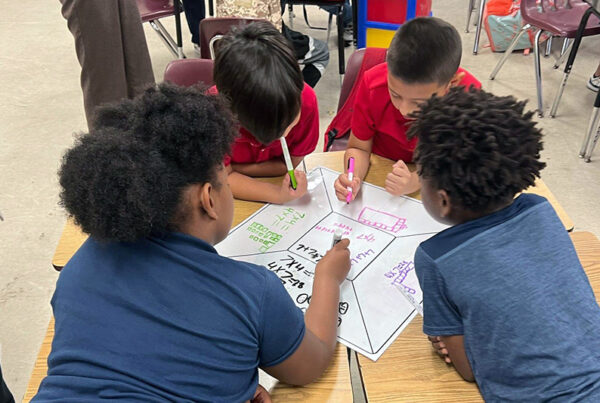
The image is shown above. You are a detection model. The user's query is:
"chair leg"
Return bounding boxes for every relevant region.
[337,5,345,76]
[489,24,531,80]
[533,29,544,117]
[550,7,596,117]
[553,38,572,69]
[326,13,333,43]
[466,0,475,33]
[302,5,328,30]
[584,127,600,162]
[149,20,179,58]
[544,35,553,57]
[288,3,294,28]
[581,91,600,161]
[174,0,185,59]
[473,0,487,54]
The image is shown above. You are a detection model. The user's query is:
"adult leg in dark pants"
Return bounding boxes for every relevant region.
[0,364,14,403]
[59,0,155,128]
[182,0,206,46]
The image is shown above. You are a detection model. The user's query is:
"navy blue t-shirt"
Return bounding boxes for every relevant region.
[33,232,305,402]
[415,194,600,401]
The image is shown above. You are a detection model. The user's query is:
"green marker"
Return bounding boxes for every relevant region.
[280,137,297,190]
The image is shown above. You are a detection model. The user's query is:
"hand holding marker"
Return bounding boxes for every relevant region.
[280,137,297,190]
[346,157,355,204]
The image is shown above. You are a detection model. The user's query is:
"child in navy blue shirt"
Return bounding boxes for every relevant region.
[33,84,351,402]
[409,88,600,401]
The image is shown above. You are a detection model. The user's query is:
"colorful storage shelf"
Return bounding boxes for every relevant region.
[357,0,432,48]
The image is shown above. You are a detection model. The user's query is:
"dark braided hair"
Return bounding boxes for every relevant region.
[59,83,236,242]
[408,87,546,212]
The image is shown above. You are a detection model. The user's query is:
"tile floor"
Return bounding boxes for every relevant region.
[1,0,599,400]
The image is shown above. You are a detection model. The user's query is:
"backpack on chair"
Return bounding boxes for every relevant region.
[324,47,388,151]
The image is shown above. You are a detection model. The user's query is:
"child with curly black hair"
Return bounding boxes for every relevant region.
[33,84,351,402]
[410,88,600,401]
[212,21,320,204]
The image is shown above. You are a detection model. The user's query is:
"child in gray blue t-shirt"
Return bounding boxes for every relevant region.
[409,88,600,401]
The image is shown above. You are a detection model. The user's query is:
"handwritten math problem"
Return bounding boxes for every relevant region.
[217,167,447,360]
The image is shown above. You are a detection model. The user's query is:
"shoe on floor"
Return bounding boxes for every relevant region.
[587,74,600,92]
[193,43,201,57]
[343,23,353,47]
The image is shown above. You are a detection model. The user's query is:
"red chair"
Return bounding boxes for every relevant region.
[325,48,388,151]
[489,0,600,117]
[163,59,214,87]
[137,0,185,58]
[198,17,266,59]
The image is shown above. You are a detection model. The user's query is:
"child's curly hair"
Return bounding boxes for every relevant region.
[59,83,236,242]
[408,87,546,212]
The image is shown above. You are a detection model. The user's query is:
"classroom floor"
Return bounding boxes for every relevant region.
[1,0,599,400]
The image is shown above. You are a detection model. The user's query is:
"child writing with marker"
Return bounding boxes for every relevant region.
[212,22,320,204]
[410,88,600,400]
[334,17,481,202]
[33,84,351,402]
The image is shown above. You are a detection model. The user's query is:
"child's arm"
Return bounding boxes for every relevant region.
[231,156,304,178]
[262,239,351,385]
[429,335,474,382]
[226,164,307,204]
[333,133,372,202]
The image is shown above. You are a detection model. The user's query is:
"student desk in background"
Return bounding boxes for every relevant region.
[26,151,575,402]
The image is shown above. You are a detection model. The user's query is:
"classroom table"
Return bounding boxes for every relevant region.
[356,231,600,401]
[27,151,575,401]
[50,151,574,270]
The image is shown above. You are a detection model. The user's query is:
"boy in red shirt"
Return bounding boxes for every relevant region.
[213,22,319,204]
[334,17,481,201]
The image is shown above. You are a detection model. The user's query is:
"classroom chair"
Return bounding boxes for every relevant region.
[284,0,348,75]
[163,59,215,87]
[575,5,600,162]
[198,17,266,60]
[550,2,600,117]
[137,0,185,59]
[324,47,387,151]
[489,0,600,117]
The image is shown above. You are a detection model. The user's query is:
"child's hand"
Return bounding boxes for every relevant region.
[278,170,307,204]
[315,238,351,284]
[428,335,452,364]
[250,384,272,403]
[334,173,362,202]
[385,160,418,196]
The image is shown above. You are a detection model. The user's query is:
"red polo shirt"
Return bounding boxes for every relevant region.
[351,63,481,162]
[211,83,319,166]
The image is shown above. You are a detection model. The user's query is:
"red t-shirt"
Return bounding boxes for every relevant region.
[351,63,481,162]
[211,83,319,165]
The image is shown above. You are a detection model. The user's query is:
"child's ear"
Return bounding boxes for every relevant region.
[438,189,452,219]
[199,183,219,220]
[449,71,465,88]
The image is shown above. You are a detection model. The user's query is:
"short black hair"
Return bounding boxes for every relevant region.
[59,83,236,242]
[387,17,462,85]
[213,21,303,145]
[408,88,546,212]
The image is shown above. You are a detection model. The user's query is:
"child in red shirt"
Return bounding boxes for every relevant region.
[334,17,481,201]
[213,22,320,204]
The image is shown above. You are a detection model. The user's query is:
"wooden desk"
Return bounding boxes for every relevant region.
[357,231,600,402]
[37,151,574,401]
[50,152,574,270]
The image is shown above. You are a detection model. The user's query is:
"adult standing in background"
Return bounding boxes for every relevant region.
[59,0,155,128]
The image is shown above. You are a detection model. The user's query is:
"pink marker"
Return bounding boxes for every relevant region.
[346,157,355,204]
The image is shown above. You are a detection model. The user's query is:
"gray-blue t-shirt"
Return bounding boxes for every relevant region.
[415,194,600,401]
[33,232,305,402]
